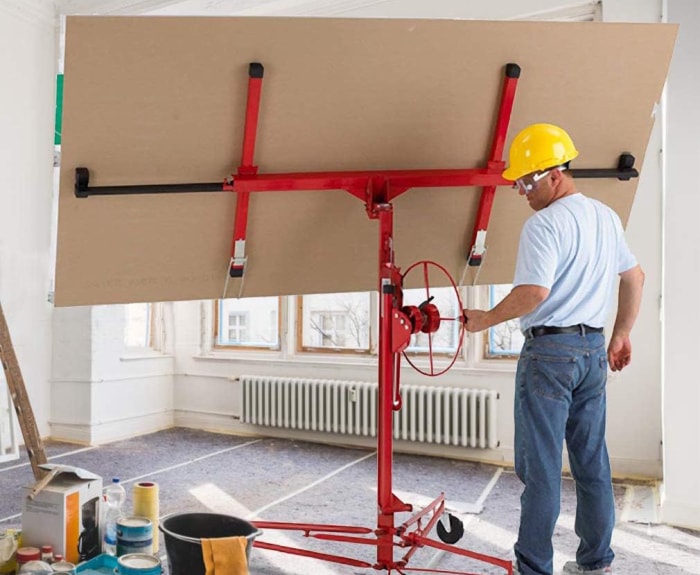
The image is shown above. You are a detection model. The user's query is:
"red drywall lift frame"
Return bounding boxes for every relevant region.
[74,61,639,574]
[234,62,517,575]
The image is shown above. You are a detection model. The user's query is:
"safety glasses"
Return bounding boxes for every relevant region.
[513,166,566,194]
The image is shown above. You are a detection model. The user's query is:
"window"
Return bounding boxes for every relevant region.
[485,284,523,358]
[208,284,523,364]
[403,287,461,355]
[124,303,151,348]
[299,292,371,352]
[216,297,279,349]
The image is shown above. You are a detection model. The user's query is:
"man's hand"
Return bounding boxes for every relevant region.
[608,334,632,371]
[608,265,643,372]
[462,309,491,333]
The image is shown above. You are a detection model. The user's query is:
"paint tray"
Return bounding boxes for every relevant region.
[75,553,118,574]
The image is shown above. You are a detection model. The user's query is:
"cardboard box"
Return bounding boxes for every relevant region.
[22,464,103,564]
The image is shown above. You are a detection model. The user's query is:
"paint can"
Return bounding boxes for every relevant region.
[115,553,161,575]
[116,516,153,556]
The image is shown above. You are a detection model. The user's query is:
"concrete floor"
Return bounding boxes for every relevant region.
[0,428,698,574]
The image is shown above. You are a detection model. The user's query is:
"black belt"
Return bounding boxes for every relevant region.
[524,324,604,339]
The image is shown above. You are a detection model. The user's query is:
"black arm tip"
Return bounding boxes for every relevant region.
[505,63,521,78]
[249,62,264,78]
[75,167,90,198]
[617,153,636,171]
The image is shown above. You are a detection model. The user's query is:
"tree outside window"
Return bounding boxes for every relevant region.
[486,284,523,358]
[299,292,371,352]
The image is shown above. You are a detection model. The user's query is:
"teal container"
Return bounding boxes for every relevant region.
[117,517,153,556]
[115,554,161,575]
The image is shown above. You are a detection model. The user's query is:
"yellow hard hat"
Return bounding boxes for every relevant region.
[502,123,579,181]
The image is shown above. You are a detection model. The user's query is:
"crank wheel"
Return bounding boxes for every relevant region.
[400,260,465,376]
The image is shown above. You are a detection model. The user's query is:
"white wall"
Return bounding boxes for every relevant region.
[600,0,666,480]
[0,0,57,438]
[51,305,175,444]
[9,0,699,530]
[661,0,700,531]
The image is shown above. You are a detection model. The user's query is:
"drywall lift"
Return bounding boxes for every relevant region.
[74,61,639,574]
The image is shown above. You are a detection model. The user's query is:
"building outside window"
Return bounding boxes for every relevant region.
[216,297,279,349]
[227,311,249,343]
[299,292,371,352]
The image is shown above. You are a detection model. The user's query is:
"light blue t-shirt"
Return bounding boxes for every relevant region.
[513,193,637,331]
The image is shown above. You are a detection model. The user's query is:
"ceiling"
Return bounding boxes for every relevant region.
[54,0,601,19]
[55,0,398,16]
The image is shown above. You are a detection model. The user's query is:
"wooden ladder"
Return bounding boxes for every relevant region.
[0,302,47,480]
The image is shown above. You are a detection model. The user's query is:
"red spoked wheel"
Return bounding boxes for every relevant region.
[400,260,465,376]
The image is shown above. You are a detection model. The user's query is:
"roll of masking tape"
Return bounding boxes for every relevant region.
[132,482,160,553]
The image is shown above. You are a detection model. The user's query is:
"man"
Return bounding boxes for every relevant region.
[462,123,644,575]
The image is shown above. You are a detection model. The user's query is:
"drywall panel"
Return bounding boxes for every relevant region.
[55,16,676,305]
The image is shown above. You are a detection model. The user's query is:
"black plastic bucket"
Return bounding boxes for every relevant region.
[159,512,261,575]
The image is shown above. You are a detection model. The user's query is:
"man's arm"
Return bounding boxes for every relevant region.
[608,264,645,371]
[463,284,549,333]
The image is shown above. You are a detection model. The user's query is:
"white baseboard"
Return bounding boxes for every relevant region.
[50,411,174,445]
[173,408,239,433]
[49,408,662,481]
[607,457,662,481]
[562,447,662,480]
[660,497,700,531]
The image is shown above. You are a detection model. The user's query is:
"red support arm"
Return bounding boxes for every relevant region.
[467,63,520,267]
[228,62,264,279]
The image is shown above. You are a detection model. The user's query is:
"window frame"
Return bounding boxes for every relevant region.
[123,302,153,350]
[483,285,523,360]
[120,302,170,360]
[213,298,283,351]
[205,284,521,368]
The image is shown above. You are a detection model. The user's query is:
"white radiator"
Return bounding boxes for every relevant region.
[239,376,498,449]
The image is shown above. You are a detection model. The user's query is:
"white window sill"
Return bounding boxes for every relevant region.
[120,350,173,361]
[193,350,377,368]
[192,351,518,376]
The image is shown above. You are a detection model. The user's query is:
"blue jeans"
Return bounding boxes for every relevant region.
[513,332,615,575]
